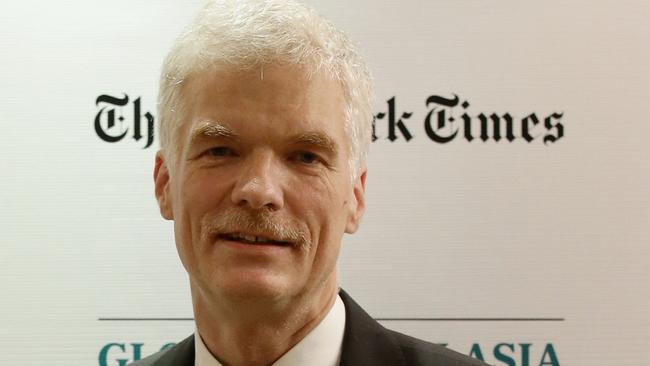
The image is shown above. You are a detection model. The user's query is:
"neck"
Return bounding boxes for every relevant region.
[192,276,339,366]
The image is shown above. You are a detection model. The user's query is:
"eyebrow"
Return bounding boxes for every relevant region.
[290,131,339,156]
[188,122,239,146]
[188,121,339,155]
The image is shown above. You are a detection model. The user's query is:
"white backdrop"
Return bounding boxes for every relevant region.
[1,1,649,365]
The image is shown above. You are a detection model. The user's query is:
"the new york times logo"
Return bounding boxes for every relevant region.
[373,95,564,144]
[95,94,154,148]
[94,93,564,147]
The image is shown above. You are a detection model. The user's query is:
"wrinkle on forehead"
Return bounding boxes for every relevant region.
[178,64,349,163]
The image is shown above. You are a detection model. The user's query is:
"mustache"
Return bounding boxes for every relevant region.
[201,207,310,249]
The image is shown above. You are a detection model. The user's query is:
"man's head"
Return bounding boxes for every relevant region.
[158,0,373,180]
[153,0,372,305]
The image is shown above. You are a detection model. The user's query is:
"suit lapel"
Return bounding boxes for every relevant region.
[338,289,406,366]
[154,334,195,366]
[154,290,405,366]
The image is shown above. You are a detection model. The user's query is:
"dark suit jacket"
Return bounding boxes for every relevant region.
[129,289,487,366]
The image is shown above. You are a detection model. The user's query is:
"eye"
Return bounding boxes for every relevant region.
[206,146,235,157]
[292,151,321,165]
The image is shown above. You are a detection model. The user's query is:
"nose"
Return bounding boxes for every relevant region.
[230,151,284,211]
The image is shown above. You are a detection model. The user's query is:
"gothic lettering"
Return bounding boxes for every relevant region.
[424,94,460,143]
[375,97,413,142]
[95,93,155,148]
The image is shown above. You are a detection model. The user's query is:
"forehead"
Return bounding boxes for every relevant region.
[179,64,347,139]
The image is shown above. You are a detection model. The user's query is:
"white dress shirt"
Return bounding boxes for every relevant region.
[195,294,346,366]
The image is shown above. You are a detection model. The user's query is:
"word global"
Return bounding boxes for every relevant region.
[98,341,560,366]
[373,95,564,144]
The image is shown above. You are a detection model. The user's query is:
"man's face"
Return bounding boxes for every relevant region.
[154,64,366,302]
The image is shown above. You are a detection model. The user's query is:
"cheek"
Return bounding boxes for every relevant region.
[305,202,346,285]
[178,168,231,213]
[173,170,231,258]
[288,174,351,252]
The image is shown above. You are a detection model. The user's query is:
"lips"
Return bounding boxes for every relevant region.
[218,232,291,246]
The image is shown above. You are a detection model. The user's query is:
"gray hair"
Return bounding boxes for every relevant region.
[158,0,373,179]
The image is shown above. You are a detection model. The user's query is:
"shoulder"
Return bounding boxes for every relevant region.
[126,335,195,366]
[338,288,487,366]
[127,349,169,366]
[387,329,487,366]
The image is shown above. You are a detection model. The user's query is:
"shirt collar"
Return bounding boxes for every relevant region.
[195,294,346,366]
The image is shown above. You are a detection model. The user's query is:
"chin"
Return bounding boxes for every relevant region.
[211,269,298,302]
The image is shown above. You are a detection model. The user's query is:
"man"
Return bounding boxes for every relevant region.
[132,1,487,365]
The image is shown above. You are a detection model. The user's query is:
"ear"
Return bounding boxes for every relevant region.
[153,150,174,220]
[345,168,367,234]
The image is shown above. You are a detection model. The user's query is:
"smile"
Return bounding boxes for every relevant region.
[218,232,291,246]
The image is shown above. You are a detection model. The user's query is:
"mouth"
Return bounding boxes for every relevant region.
[217,232,292,247]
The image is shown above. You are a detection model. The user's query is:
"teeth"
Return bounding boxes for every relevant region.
[231,233,275,243]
